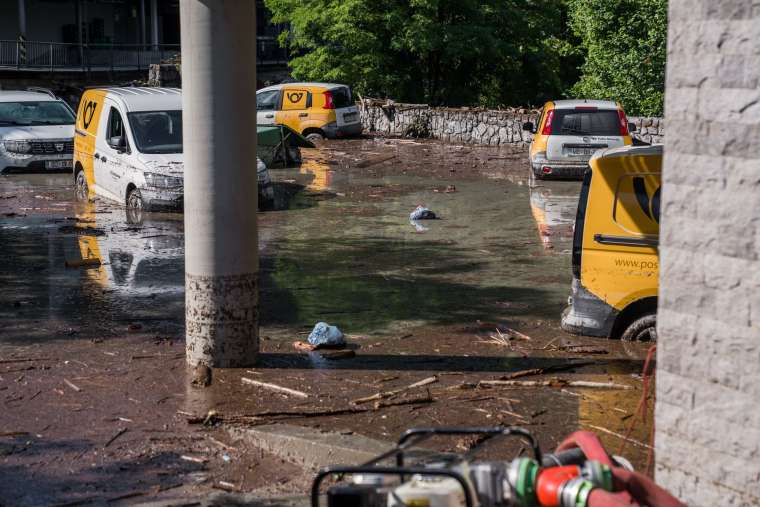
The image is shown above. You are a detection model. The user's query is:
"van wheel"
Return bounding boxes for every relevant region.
[127,187,143,209]
[305,131,325,142]
[620,313,657,342]
[75,170,89,201]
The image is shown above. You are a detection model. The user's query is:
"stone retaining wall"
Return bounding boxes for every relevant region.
[359,100,664,146]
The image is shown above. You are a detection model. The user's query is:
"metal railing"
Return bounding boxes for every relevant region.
[0,39,288,72]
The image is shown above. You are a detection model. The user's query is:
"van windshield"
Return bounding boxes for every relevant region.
[128,110,182,154]
[553,109,621,136]
[330,86,352,108]
[0,101,74,126]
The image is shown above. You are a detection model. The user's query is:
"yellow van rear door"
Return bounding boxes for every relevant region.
[581,151,661,309]
[278,88,311,133]
[75,91,105,189]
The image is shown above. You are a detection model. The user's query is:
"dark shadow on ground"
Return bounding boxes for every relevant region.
[0,436,209,506]
[254,353,645,373]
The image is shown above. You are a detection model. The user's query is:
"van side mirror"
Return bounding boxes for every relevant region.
[109,135,127,152]
[628,122,637,133]
[522,121,535,133]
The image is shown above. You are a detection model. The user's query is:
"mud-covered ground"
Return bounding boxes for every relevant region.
[0,137,654,505]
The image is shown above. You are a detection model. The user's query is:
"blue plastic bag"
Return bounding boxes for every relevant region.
[307,322,345,347]
[409,205,437,220]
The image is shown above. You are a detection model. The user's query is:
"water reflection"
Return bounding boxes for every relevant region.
[528,179,581,251]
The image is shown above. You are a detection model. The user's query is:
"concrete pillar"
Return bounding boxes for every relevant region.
[150,0,159,49]
[180,0,259,368]
[655,1,760,506]
[17,0,26,37]
[139,0,146,46]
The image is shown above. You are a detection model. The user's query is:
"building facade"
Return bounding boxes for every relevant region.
[656,0,760,505]
[0,0,287,81]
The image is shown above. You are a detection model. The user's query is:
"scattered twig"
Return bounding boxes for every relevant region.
[104,428,128,448]
[63,379,81,392]
[374,390,434,410]
[187,392,435,425]
[586,424,652,449]
[499,362,594,380]
[208,436,236,450]
[181,455,208,464]
[0,358,52,364]
[154,483,183,493]
[107,491,145,502]
[352,376,438,405]
[504,327,533,341]
[241,377,310,399]
[212,481,239,492]
[477,378,632,390]
[356,153,397,168]
[0,431,30,437]
[560,345,608,354]
[499,410,529,421]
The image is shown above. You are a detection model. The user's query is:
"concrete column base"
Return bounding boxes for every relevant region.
[186,272,259,367]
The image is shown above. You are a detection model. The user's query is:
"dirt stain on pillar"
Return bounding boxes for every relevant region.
[181,0,258,367]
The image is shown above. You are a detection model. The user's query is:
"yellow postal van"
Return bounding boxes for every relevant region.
[561,144,661,341]
[524,99,634,180]
[73,87,273,211]
[256,82,362,141]
[73,87,184,210]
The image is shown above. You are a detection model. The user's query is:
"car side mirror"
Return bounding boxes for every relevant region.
[109,136,127,152]
[522,121,535,133]
[628,122,637,133]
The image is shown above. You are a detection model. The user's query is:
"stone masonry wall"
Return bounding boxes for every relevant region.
[359,100,665,146]
[655,1,760,506]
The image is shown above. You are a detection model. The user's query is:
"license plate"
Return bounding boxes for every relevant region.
[45,160,72,169]
[343,112,357,122]
[568,147,595,156]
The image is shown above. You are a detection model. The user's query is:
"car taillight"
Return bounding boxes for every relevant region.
[541,109,554,135]
[618,109,629,135]
[323,90,334,109]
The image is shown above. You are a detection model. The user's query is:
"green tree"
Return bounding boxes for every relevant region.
[565,0,667,116]
[264,0,576,107]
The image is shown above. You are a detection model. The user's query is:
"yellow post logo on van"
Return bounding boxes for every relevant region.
[74,90,106,193]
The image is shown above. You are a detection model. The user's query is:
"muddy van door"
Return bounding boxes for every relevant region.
[74,90,106,199]
[561,144,662,339]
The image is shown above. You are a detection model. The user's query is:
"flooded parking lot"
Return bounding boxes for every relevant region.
[1,140,580,342]
[0,138,654,505]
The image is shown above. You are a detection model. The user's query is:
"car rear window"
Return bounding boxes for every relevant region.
[330,86,352,108]
[552,109,620,136]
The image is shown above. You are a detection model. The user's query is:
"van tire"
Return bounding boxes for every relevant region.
[305,131,325,142]
[127,187,144,210]
[620,313,657,342]
[74,169,89,201]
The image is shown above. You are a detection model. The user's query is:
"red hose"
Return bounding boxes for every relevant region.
[555,430,615,466]
[586,469,686,507]
[553,431,686,507]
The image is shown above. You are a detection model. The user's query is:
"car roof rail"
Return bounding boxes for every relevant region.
[26,86,57,99]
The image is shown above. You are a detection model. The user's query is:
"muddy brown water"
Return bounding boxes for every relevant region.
[0,138,654,505]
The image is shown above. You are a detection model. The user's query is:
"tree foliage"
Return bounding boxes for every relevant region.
[264,0,666,114]
[565,0,667,116]
[264,0,577,107]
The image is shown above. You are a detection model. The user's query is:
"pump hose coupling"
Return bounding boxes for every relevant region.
[558,477,595,507]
